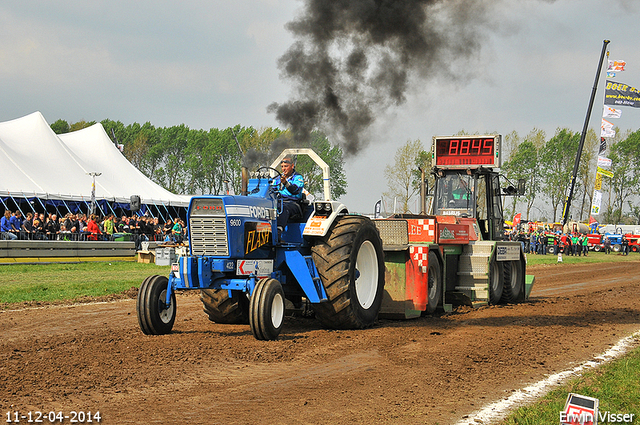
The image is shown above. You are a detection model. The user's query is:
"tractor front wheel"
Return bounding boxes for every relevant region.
[137,275,176,335]
[249,278,285,340]
[311,215,385,330]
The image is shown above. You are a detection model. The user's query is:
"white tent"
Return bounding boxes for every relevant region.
[0,111,189,210]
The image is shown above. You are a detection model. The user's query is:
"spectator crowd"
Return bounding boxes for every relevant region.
[1,209,186,248]
[506,227,631,256]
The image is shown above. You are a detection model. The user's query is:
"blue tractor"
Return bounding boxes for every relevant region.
[137,149,385,340]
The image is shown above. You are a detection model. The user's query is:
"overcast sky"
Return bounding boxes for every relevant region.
[1,0,639,216]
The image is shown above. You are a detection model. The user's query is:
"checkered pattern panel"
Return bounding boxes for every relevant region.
[410,246,429,273]
[417,219,435,237]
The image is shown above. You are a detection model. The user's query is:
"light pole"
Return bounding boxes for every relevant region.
[87,172,102,215]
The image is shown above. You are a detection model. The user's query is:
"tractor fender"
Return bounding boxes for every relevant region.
[302,202,349,238]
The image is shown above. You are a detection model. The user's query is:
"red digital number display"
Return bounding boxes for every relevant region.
[434,136,498,167]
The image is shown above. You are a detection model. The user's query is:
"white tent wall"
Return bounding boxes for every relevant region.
[0,112,95,201]
[58,122,190,206]
[0,112,190,214]
[0,135,47,198]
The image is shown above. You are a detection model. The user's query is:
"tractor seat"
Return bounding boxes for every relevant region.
[289,193,312,223]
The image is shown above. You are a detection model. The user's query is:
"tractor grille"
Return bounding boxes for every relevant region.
[189,217,229,256]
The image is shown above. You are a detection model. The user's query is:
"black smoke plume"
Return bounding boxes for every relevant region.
[269,0,491,156]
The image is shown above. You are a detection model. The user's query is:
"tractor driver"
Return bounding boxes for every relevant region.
[450,178,471,207]
[273,156,305,237]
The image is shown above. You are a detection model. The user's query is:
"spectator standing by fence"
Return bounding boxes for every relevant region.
[622,236,629,256]
[33,214,45,239]
[45,214,60,240]
[103,214,114,240]
[21,212,34,239]
[10,210,23,239]
[163,218,173,240]
[152,217,162,241]
[171,218,184,243]
[1,210,17,240]
[86,214,102,241]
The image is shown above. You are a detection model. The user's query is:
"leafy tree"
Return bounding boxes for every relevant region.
[574,128,598,222]
[69,120,96,132]
[50,119,70,134]
[502,130,521,168]
[503,137,540,221]
[501,131,522,219]
[152,124,190,193]
[539,128,580,222]
[606,129,640,223]
[413,149,433,214]
[383,139,424,214]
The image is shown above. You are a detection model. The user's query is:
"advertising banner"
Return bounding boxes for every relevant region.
[604,80,640,108]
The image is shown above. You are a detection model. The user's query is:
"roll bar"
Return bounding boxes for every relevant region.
[270,148,331,201]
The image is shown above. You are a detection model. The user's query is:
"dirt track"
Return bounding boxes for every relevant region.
[1,260,640,424]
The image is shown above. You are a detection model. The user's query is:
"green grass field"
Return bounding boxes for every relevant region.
[525,249,638,266]
[0,261,170,306]
[500,344,640,424]
[0,251,636,306]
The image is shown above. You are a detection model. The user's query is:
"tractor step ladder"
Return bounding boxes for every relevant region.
[455,241,494,304]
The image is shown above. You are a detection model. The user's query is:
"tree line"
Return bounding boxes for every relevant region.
[51,118,640,224]
[384,127,640,225]
[50,119,347,201]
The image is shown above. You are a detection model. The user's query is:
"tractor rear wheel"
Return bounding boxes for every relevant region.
[500,258,524,303]
[200,289,249,324]
[489,260,504,305]
[425,251,442,314]
[137,275,176,335]
[249,278,285,340]
[311,215,385,330]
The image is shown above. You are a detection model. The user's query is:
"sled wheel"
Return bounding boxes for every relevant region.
[311,215,385,330]
[500,258,524,303]
[137,275,176,335]
[489,260,504,305]
[425,251,442,314]
[200,289,249,324]
[249,278,285,341]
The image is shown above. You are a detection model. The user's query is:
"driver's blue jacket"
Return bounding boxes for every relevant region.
[272,171,304,201]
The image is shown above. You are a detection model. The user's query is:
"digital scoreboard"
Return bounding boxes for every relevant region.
[432,135,501,168]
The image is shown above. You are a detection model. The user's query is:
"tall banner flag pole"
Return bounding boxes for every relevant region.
[561,39,610,227]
